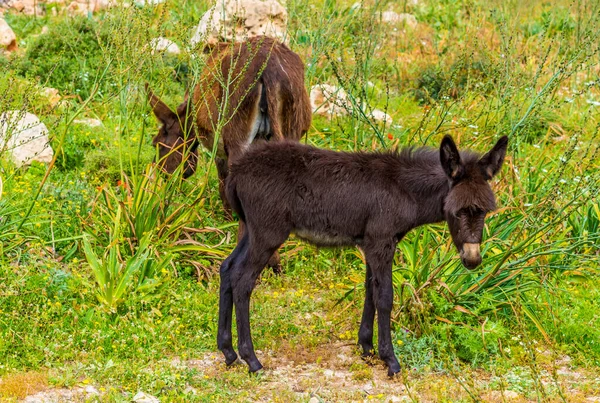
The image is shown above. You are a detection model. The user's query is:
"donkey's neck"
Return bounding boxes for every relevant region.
[394,148,451,227]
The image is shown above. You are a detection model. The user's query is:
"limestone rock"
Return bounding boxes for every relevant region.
[369,108,392,124]
[310,83,351,118]
[41,87,61,108]
[149,37,181,55]
[0,17,16,52]
[133,391,160,403]
[191,0,287,48]
[0,111,54,167]
[310,84,392,124]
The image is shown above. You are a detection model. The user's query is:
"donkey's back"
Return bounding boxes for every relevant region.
[227,141,434,246]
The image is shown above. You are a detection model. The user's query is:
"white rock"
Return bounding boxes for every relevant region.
[149,37,181,55]
[380,11,417,29]
[191,0,288,47]
[308,397,319,403]
[370,108,393,124]
[133,391,160,403]
[310,84,351,118]
[0,17,16,51]
[0,111,54,167]
[84,385,101,395]
[310,84,392,124]
[323,369,334,377]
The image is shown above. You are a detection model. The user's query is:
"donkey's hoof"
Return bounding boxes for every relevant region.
[387,363,401,377]
[248,360,264,373]
[359,344,375,359]
[224,351,238,366]
[270,264,283,275]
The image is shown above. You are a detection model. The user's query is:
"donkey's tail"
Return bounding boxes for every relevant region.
[261,49,311,142]
[225,176,246,223]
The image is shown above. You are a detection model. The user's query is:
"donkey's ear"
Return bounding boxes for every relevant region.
[176,88,191,117]
[146,83,176,123]
[478,136,508,180]
[440,135,464,180]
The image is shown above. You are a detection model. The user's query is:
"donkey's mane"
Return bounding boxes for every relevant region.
[392,145,482,195]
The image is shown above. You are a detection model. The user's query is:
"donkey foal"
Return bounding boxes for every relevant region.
[218,135,508,376]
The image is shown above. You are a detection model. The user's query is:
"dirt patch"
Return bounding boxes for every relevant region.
[0,371,48,400]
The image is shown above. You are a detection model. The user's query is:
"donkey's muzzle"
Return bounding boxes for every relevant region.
[460,243,482,269]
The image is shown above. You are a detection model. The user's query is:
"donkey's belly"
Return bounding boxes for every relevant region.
[293,228,356,247]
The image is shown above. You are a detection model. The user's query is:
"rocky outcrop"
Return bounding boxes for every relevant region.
[190,0,287,48]
[65,0,117,16]
[0,111,54,167]
[310,84,392,124]
[0,17,16,52]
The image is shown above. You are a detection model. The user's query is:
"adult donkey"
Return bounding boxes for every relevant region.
[218,135,508,376]
[147,36,312,271]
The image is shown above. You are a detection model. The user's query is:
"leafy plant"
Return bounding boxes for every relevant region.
[82,205,170,310]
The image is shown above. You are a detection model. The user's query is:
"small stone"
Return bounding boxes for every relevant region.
[323,369,334,377]
[133,391,160,403]
[183,386,197,395]
[41,87,61,108]
[84,385,100,395]
[73,118,103,127]
[370,109,393,124]
[149,37,181,55]
[308,397,319,403]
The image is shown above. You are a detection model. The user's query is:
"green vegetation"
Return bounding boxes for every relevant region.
[1,0,599,401]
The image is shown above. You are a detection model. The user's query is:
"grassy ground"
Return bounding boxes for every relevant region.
[1,0,600,401]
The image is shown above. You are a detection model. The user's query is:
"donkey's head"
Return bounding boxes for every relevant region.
[440,135,508,269]
[146,84,197,178]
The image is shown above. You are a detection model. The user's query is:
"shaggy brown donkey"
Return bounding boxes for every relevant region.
[217,135,508,376]
[147,36,311,272]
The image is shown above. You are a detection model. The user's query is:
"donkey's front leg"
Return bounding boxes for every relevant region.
[215,157,232,219]
[358,263,376,357]
[218,234,249,366]
[365,240,401,376]
[232,245,275,373]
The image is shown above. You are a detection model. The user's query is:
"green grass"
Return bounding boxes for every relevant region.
[0,0,600,401]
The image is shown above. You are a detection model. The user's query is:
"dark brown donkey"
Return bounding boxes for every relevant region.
[147,36,311,271]
[217,135,508,376]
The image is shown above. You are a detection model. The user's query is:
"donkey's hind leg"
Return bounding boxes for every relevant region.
[217,233,249,366]
[364,238,401,377]
[358,262,376,358]
[231,229,288,372]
